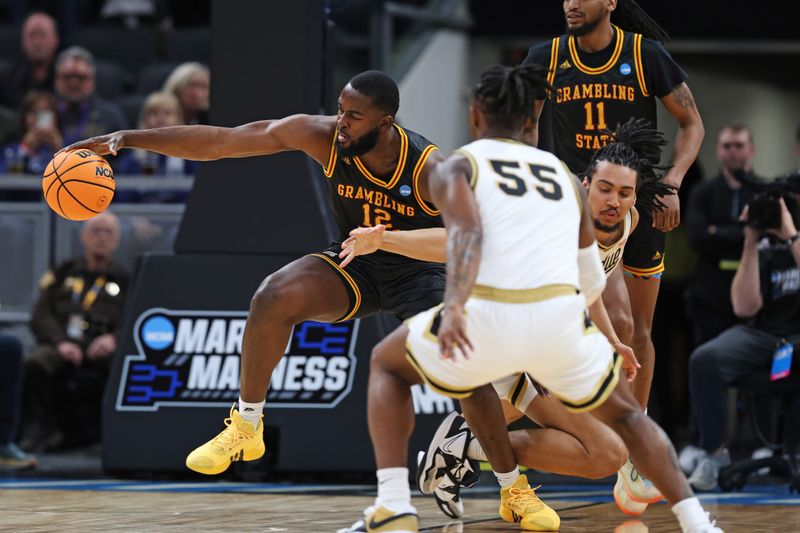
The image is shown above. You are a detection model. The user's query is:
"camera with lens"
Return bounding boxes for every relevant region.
[733,170,800,232]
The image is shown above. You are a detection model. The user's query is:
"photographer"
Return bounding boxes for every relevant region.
[686,192,800,490]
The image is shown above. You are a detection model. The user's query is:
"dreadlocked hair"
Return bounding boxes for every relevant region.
[472,63,551,130]
[582,118,675,214]
[613,0,670,42]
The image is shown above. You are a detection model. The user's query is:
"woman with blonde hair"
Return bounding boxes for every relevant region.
[162,62,209,125]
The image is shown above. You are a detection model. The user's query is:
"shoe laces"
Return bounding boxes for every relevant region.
[506,485,544,513]
[210,416,246,453]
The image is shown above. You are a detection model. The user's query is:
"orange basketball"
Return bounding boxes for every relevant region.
[42,149,116,221]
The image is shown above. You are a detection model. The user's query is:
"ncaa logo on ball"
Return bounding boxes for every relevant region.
[619,63,631,75]
[399,185,412,196]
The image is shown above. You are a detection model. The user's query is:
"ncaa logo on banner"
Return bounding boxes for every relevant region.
[116,308,360,411]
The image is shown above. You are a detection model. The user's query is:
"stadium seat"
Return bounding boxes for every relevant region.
[94,60,130,100]
[73,26,160,72]
[115,93,147,129]
[165,28,211,63]
[136,62,179,95]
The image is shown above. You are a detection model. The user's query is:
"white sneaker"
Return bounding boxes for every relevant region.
[613,473,648,516]
[678,445,707,475]
[688,449,731,491]
[618,457,663,503]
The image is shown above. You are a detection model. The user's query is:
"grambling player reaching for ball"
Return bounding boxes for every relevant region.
[65,70,453,475]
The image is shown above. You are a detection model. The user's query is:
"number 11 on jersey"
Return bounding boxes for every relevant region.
[583,101,607,131]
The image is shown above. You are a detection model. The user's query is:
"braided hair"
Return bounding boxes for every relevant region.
[613,0,670,42]
[471,63,551,130]
[582,118,675,213]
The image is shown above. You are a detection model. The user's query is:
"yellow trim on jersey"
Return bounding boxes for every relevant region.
[597,211,631,251]
[569,25,623,75]
[471,283,577,304]
[454,148,480,190]
[406,347,475,399]
[553,351,622,413]
[322,128,338,178]
[547,37,560,87]
[412,144,440,216]
[623,261,665,277]
[309,253,362,322]
[633,33,650,97]
[353,124,408,189]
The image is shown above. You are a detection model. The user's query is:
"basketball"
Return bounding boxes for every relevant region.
[42,149,116,221]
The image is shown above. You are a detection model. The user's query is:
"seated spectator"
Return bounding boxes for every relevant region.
[114,91,194,203]
[0,333,35,469]
[0,90,63,176]
[687,195,800,491]
[163,62,209,125]
[54,46,128,147]
[1,12,59,108]
[20,212,128,452]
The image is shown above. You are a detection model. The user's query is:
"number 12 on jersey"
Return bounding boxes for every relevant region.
[362,203,392,228]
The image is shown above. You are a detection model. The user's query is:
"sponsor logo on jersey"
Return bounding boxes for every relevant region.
[559,60,572,70]
[116,308,359,411]
[399,184,412,197]
[651,251,663,261]
[619,62,631,75]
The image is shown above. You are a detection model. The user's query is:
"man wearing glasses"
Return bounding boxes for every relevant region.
[54,46,128,147]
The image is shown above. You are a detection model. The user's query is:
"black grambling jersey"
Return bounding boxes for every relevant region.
[321,124,442,261]
[543,26,657,173]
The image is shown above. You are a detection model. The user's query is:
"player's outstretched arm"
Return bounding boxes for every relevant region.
[429,154,482,360]
[61,114,335,165]
[338,225,446,267]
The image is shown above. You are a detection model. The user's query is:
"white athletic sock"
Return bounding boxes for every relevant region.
[494,467,521,488]
[672,496,712,532]
[466,436,488,461]
[376,467,413,511]
[238,397,264,429]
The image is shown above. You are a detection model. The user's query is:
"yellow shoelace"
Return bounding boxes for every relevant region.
[210,416,247,453]
[507,485,545,513]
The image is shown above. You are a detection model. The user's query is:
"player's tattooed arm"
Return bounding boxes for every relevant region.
[669,83,696,110]
[429,154,482,360]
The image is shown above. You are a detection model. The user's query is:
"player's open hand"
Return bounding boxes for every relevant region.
[615,342,640,382]
[339,224,386,268]
[60,131,127,157]
[438,305,473,362]
[652,192,680,232]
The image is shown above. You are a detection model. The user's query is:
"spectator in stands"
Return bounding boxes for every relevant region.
[0,90,63,176]
[1,12,59,108]
[0,333,36,469]
[163,62,209,125]
[20,212,128,453]
[54,46,128,147]
[686,195,800,491]
[686,124,759,346]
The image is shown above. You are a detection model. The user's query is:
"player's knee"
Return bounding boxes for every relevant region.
[589,438,628,478]
[250,271,301,321]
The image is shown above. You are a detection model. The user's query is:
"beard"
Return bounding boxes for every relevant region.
[593,218,620,233]
[336,125,381,158]
[566,15,602,37]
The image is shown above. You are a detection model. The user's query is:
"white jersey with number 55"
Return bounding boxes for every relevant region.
[456,138,583,291]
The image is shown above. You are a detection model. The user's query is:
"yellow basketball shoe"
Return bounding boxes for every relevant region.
[185,406,265,475]
[499,475,560,531]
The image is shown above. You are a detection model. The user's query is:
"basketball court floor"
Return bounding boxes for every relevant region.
[1,471,797,532]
